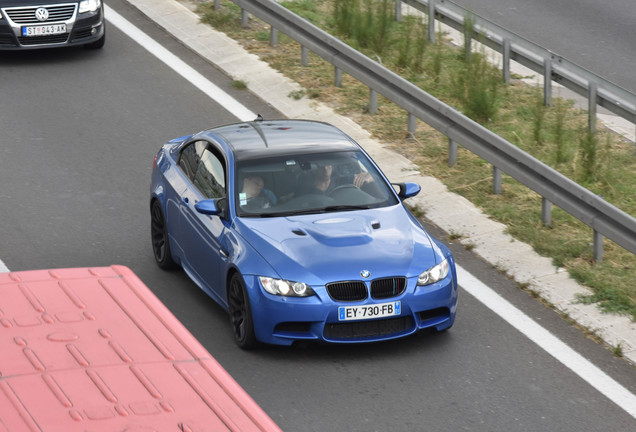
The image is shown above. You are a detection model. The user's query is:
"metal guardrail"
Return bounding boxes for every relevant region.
[231,0,636,262]
[399,0,636,132]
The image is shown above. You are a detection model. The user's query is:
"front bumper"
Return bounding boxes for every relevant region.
[246,271,459,346]
[0,4,104,50]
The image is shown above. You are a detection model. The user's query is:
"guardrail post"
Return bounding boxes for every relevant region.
[334,67,342,88]
[395,0,402,22]
[270,27,278,47]
[428,0,436,43]
[541,198,552,227]
[448,138,457,167]
[493,166,502,194]
[593,230,604,263]
[543,57,552,106]
[214,0,220,10]
[408,113,416,138]
[368,89,378,114]
[301,46,308,66]
[588,81,598,133]
[241,9,249,28]
[502,38,511,84]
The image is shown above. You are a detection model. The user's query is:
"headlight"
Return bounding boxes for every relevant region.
[79,0,102,13]
[259,276,315,297]
[417,259,449,286]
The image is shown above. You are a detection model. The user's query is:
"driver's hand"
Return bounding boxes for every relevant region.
[353,172,372,187]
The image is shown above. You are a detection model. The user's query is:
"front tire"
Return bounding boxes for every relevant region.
[228,273,258,349]
[150,200,177,270]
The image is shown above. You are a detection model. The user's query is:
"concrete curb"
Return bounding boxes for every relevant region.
[118,0,636,365]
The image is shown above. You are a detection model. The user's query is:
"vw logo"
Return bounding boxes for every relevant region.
[360,270,371,278]
[35,7,49,22]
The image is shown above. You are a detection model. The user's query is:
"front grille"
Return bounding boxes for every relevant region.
[18,34,69,45]
[327,276,407,301]
[371,277,406,299]
[324,316,413,340]
[326,281,367,301]
[5,4,77,24]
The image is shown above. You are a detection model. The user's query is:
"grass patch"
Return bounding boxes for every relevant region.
[231,79,247,90]
[195,0,636,321]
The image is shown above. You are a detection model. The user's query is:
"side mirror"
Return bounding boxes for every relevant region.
[393,182,421,200]
[194,199,221,215]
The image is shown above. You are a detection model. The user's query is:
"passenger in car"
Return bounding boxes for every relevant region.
[239,176,277,210]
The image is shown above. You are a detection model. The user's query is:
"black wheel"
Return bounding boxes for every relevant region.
[228,273,258,349]
[150,200,177,270]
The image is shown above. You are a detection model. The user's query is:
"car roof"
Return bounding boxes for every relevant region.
[202,119,361,161]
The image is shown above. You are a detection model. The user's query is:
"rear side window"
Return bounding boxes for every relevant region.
[178,140,206,180]
[179,141,226,199]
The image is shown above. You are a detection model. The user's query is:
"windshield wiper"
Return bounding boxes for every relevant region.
[254,205,371,218]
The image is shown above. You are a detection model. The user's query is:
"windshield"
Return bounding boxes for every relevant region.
[235,150,398,217]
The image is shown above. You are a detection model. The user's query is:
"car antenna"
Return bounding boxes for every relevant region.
[254,114,264,122]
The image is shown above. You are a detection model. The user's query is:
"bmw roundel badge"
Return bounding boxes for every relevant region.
[360,270,371,278]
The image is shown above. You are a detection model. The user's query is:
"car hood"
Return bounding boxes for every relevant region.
[234,205,438,285]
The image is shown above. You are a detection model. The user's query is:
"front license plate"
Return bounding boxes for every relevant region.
[22,24,67,37]
[338,301,401,321]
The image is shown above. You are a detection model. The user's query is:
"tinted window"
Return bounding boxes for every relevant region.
[178,140,206,181]
[179,141,226,199]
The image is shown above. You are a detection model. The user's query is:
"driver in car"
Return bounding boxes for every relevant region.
[307,165,374,194]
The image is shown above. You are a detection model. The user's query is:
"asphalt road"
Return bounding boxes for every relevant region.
[448,0,636,92]
[0,1,635,430]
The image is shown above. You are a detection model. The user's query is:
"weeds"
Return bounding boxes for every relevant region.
[451,48,501,123]
[231,79,247,90]
[578,130,599,183]
[553,98,568,164]
[532,90,546,146]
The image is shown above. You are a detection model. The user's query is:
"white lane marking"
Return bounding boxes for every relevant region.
[105,6,256,122]
[110,4,636,420]
[458,267,636,419]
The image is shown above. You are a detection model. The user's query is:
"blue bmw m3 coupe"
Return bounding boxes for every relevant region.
[150,118,458,348]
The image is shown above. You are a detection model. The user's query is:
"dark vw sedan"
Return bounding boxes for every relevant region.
[0,0,104,49]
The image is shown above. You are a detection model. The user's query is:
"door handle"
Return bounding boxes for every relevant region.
[182,197,189,205]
